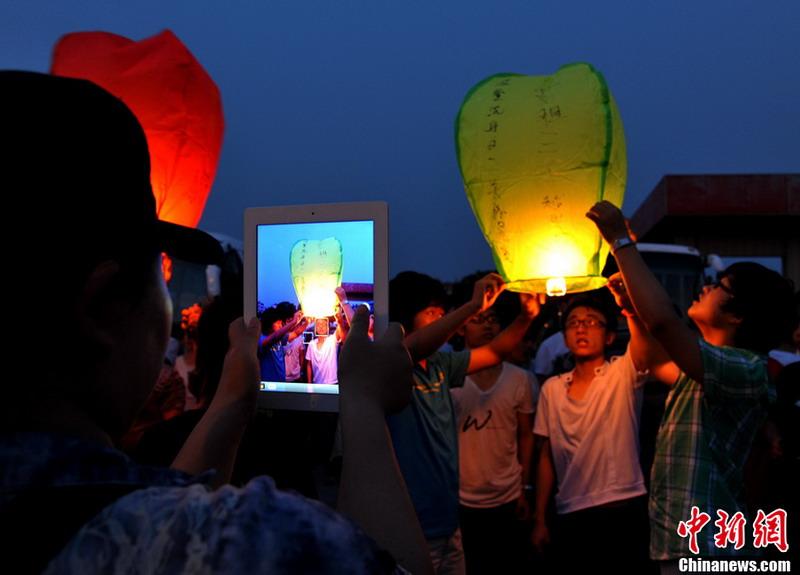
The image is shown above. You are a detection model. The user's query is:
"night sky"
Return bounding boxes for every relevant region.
[3,1,798,281]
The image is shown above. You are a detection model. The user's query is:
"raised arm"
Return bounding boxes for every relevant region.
[334,308,349,343]
[337,306,434,575]
[171,317,261,487]
[468,293,543,373]
[335,286,355,325]
[607,273,680,385]
[404,273,505,362]
[587,201,703,382]
[286,313,309,342]
[262,311,305,348]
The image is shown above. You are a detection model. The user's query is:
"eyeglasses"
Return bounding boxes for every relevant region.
[469,312,499,325]
[565,318,607,330]
[712,278,735,296]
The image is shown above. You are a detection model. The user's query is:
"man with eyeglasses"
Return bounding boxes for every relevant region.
[587,201,796,574]
[531,294,652,573]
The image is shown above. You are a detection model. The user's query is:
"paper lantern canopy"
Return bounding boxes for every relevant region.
[456,62,626,295]
[290,238,343,318]
[51,29,224,229]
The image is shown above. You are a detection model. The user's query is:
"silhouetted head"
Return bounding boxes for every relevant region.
[389,271,448,334]
[689,262,795,353]
[1,71,220,438]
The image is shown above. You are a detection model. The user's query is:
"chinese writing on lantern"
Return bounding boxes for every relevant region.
[484,77,511,259]
[677,507,788,554]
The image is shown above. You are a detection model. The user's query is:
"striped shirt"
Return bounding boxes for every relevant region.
[649,340,768,559]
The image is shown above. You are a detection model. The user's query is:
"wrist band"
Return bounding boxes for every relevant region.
[611,236,635,255]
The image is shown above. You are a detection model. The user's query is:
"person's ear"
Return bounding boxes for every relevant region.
[605,329,616,347]
[726,314,743,331]
[75,260,126,358]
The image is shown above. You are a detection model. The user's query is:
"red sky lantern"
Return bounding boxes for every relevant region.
[51,29,224,228]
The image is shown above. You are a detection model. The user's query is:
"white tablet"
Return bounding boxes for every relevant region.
[244,202,388,412]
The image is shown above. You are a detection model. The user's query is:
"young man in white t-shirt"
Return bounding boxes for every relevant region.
[306,317,343,384]
[532,294,651,573]
[451,303,539,575]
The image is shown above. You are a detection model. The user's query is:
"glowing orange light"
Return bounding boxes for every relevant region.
[161,252,173,284]
[51,30,224,229]
[546,278,567,297]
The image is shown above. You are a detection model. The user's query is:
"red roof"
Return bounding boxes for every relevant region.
[631,174,799,238]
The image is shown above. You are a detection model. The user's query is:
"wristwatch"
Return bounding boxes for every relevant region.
[611,236,636,255]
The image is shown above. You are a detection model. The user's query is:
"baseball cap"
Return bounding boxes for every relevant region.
[1,70,223,270]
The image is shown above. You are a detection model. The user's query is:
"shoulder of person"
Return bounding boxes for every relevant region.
[701,339,767,368]
[429,349,470,368]
[47,477,396,574]
[500,362,533,382]
[539,373,563,397]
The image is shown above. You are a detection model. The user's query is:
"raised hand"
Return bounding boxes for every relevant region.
[471,272,506,314]
[216,317,262,408]
[606,272,636,317]
[338,306,412,414]
[520,292,545,320]
[586,200,629,245]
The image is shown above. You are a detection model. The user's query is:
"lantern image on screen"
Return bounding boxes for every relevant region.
[51,29,224,229]
[290,238,344,319]
[456,62,626,295]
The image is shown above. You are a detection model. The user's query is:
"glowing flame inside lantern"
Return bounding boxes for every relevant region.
[545,278,567,297]
[300,285,339,319]
[532,236,588,296]
[537,238,585,280]
[290,237,343,318]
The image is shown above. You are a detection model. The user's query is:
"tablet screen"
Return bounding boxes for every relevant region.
[256,220,375,393]
[245,202,387,412]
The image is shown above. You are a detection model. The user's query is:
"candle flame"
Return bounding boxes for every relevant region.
[546,277,567,297]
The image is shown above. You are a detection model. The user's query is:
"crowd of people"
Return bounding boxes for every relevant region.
[1,70,798,575]
[256,287,365,385]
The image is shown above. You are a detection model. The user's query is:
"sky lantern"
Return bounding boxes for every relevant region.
[290,237,343,318]
[456,62,626,296]
[51,29,224,229]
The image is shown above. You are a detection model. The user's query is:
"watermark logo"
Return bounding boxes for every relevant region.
[753,509,788,553]
[677,506,711,555]
[677,507,788,554]
[714,510,746,551]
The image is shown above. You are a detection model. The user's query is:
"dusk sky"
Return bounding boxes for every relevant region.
[3,1,798,281]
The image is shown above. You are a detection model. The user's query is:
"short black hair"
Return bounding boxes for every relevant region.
[719,262,795,354]
[562,295,618,334]
[259,306,282,335]
[275,301,297,322]
[389,271,448,333]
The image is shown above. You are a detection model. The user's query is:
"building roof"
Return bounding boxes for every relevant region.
[630,174,799,240]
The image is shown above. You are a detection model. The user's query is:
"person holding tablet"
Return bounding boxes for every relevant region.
[1,71,432,574]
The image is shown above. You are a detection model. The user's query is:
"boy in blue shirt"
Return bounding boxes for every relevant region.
[387,271,541,573]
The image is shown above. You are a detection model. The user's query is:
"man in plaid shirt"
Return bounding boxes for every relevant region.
[587,201,795,573]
